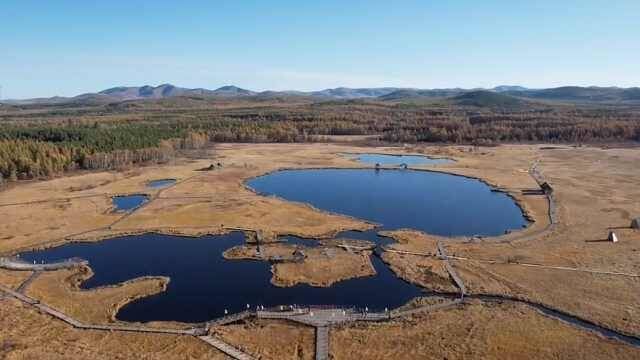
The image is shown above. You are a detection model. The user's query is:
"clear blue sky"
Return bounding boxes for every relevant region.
[1,0,638,98]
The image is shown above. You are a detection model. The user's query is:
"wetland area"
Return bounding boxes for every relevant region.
[2,144,639,359]
[20,164,528,322]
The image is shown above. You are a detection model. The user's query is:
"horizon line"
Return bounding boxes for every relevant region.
[3,83,640,101]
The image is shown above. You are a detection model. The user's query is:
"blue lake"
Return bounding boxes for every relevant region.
[248,169,528,237]
[19,232,423,323]
[349,153,452,166]
[112,195,149,212]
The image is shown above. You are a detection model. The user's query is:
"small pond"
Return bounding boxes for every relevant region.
[147,179,177,189]
[19,232,423,323]
[112,195,149,212]
[248,169,527,237]
[347,153,452,166]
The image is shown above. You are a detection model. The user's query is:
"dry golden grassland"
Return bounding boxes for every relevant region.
[0,269,31,290]
[379,230,456,292]
[329,300,640,360]
[443,145,640,335]
[0,298,225,360]
[271,248,375,287]
[224,243,376,287]
[214,319,316,360]
[24,267,169,325]
[0,197,119,253]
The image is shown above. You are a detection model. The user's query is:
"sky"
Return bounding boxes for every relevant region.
[1,0,639,98]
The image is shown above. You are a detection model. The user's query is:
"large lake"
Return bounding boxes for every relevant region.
[19,232,423,323]
[247,169,527,237]
[21,168,527,323]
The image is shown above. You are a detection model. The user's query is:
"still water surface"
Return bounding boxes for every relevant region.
[147,179,177,189]
[111,195,149,212]
[248,169,527,237]
[20,232,423,322]
[349,153,452,166]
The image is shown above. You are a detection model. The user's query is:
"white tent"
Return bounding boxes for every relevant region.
[608,231,619,243]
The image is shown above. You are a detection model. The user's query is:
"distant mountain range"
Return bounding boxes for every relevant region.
[4,84,256,105]
[501,86,640,102]
[3,84,640,106]
[98,84,255,99]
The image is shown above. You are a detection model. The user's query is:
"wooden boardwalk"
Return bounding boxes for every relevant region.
[198,335,257,360]
[16,270,41,293]
[257,308,387,327]
[257,304,460,327]
[315,326,329,360]
[206,310,254,328]
[0,257,87,271]
[389,299,463,318]
[529,162,558,225]
[436,240,467,297]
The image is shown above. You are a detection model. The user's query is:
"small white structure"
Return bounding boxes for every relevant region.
[608,231,619,243]
[631,218,640,229]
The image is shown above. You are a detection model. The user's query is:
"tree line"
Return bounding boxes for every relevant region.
[0,128,213,182]
[1,101,639,182]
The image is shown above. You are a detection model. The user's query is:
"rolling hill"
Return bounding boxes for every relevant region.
[451,90,525,107]
[504,86,640,102]
[4,84,640,106]
[309,87,405,99]
[3,84,256,105]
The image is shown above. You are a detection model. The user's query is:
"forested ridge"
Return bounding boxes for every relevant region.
[1,99,639,182]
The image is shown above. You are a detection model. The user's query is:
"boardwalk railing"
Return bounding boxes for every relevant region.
[198,336,257,360]
[206,310,255,328]
[315,326,329,360]
[0,256,87,271]
[436,240,467,297]
[390,299,463,318]
[529,162,558,225]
